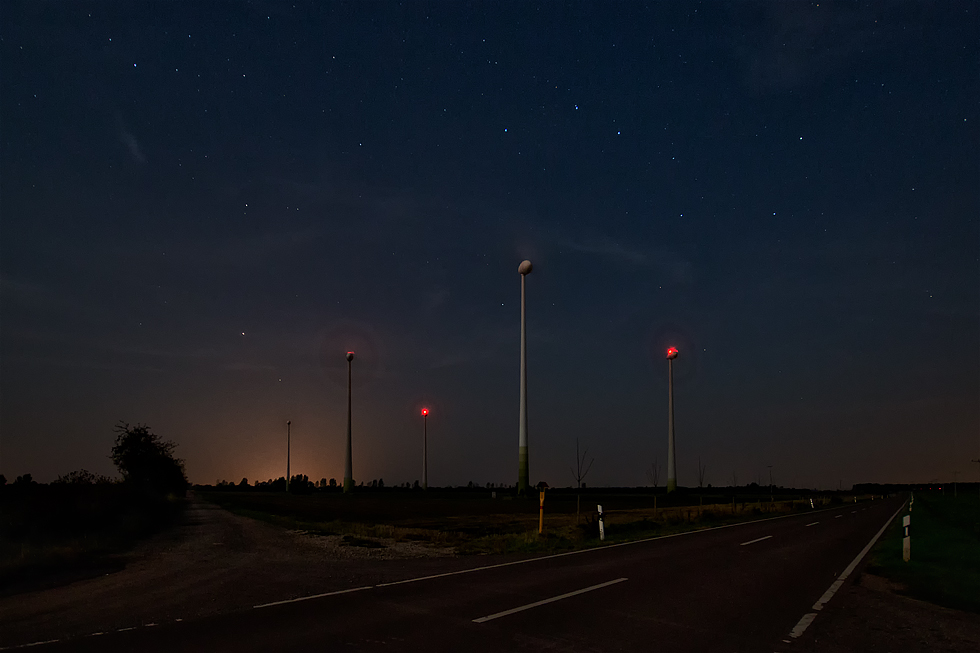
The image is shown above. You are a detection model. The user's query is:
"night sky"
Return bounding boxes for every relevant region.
[1,2,977,490]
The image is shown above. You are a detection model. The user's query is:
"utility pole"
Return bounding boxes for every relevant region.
[518,259,533,496]
[768,465,774,504]
[344,351,354,493]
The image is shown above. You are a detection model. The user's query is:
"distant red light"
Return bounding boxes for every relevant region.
[666,347,679,360]
[421,408,429,416]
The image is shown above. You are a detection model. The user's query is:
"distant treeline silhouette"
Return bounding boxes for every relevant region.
[197,478,517,493]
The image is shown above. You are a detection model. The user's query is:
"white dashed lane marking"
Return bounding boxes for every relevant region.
[472,578,628,623]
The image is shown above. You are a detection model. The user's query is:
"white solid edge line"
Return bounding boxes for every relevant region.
[472,578,628,623]
[377,502,857,588]
[805,522,819,527]
[739,535,773,546]
[0,641,61,651]
[253,585,373,609]
[788,499,907,639]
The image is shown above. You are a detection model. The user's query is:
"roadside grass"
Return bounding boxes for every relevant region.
[867,492,980,613]
[201,490,850,557]
[0,485,185,595]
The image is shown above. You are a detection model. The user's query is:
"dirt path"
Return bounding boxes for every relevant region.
[0,494,459,648]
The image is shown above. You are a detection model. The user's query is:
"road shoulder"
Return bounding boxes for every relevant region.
[796,573,980,652]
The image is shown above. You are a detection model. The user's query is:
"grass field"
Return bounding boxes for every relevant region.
[867,491,980,613]
[200,488,845,556]
[0,484,185,595]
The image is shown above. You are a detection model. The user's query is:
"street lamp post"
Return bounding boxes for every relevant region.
[666,346,678,493]
[286,420,291,492]
[768,465,774,504]
[518,259,533,496]
[421,408,429,490]
[344,351,354,493]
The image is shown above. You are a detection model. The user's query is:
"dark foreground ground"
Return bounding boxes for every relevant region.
[2,493,976,652]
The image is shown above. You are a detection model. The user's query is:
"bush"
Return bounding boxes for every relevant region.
[111,422,188,497]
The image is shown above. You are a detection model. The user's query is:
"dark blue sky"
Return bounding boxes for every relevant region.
[2,2,977,488]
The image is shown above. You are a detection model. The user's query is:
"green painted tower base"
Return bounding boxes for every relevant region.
[518,446,529,496]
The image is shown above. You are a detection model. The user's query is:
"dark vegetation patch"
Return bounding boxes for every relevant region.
[0,422,189,596]
[868,492,980,613]
[0,483,184,595]
[341,535,386,549]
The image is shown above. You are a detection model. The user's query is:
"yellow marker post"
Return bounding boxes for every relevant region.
[538,488,546,534]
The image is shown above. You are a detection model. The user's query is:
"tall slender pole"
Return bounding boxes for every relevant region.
[768,465,774,504]
[518,260,533,496]
[344,351,354,493]
[286,420,291,492]
[422,409,428,490]
[666,348,678,493]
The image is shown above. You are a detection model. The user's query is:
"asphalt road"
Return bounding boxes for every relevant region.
[9,496,906,652]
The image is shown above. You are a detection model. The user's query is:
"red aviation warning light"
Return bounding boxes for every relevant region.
[421,408,429,417]
[666,347,679,360]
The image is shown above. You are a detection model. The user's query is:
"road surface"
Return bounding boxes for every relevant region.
[3,496,906,652]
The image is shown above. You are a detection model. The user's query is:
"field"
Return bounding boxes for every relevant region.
[200,487,847,555]
[0,484,184,595]
[867,491,980,613]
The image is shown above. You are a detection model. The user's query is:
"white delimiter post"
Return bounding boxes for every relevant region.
[902,514,911,562]
[518,260,533,496]
[666,347,679,493]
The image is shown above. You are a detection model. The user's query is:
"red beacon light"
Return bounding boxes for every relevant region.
[421,408,429,417]
[666,347,679,360]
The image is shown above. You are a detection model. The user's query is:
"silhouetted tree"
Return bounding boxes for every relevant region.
[569,438,594,522]
[239,477,249,487]
[646,456,661,488]
[14,473,35,486]
[0,474,6,486]
[329,478,337,488]
[289,474,313,494]
[111,422,188,497]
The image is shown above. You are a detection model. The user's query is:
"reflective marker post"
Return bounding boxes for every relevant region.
[902,514,911,562]
[538,487,546,534]
[597,504,605,541]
